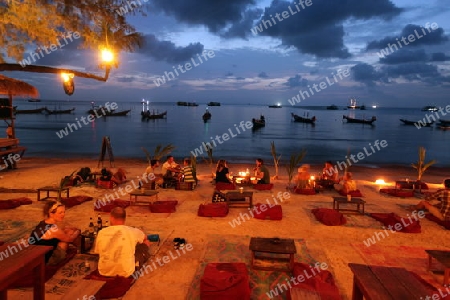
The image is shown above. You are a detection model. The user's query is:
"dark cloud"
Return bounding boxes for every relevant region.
[138,34,204,63]
[258,72,268,78]
[221,8,263,39]
[285,74,308,88]
[352,62,450,86]
[379,49,428,64]
[254,0,402,58]
[431,52,450,61]
[150,0,256,33]
[366,24,448,50]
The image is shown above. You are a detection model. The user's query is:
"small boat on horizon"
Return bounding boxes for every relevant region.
[291,112,316,124]
[44,107,76,115]
[252,115,265,128]
[326,104,339,110]
[27,99,41,102]
[177,101,198,106]
[207,102,221,106]
[141,110,167,120]
[421,105,439,112]
[347,98,361,109]
[268,103,282,108]
[343,115,376,125]
[14,107,46,114]
[202,110,211,122]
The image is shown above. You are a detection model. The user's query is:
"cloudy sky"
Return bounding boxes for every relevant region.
[11,0,450,107]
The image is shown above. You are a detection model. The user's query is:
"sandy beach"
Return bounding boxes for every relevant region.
[1,156,450,299]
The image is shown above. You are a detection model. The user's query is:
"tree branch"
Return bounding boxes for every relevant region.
[0,64,110,82]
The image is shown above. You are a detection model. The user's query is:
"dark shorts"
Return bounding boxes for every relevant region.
[47,246,66,265]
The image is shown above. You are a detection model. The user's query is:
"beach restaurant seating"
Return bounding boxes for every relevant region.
[215,182,236,191]
[294,187,316,195]
[252,183,273,191]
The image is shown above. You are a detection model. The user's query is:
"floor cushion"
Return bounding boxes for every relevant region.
[198,203,229,217]
[339,189,363,197]
[253,183,273,190]
[369,213,421,233]
[96,179,115,189]
[253,203,282,220]
[0,200,21,210]
[149,200,178,213]
[84,269,135,299]
[311,208,346,226]
[200,263,250,300]
[380,188,415,197]
[294,188,316,195]
[215,182,236,190]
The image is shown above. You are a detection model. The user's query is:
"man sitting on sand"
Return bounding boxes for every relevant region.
[94,207,151,277]
[162,155,181,187]
[254,158,270,184]
[412,178,450,221]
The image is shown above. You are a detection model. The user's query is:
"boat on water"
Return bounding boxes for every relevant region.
[202,110,211,122]
[14,107,46,114]
[343,115,376,125]
[421,105,439,112]
[44,107,76,115]
[291,113,316,124]
[347,98,361,109]
[141,110,167,120]
[88,106,130,117]
[326,104,339,110]
[207,102,220,106]
[109,109,131,116]
[268,103,282,108]
[177,101,198,106]
[438,119,450,125]
[27,99,41,103]
[400,119,433,126]
[252,115,265,128]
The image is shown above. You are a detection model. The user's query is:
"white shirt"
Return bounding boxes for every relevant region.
[94,225,145,277]
[162,161,178,176]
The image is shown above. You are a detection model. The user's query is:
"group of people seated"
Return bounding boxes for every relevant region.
[144,155,197,189]
[295,161,357,194]
[31,201,151,278]
[215,158,271,185]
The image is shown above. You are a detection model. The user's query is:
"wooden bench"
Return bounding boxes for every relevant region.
[0,244,53,300]
[348,263,433,299]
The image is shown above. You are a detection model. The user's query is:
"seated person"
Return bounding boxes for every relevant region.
[94,207,151,277]
[73,167,92,185]
[180,158,196,187]
[144,159,163,186]
[254,158,270,184]
[318,161,339,189]
[111,168,127,185]
[334,172,357,194]
[30,200,80,265]
[162,155,181,186]
[215,159,232,184]
[296,164,312,189]
[412,178,450,221]
[99,168,113,181]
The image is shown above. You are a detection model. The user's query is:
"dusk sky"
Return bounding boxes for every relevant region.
[9,0,450,108]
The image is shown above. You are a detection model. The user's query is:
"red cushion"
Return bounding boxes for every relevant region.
[198,203,229,217]
[200,263,250,300]
[380,188,414,197]
[288,262,341,300]
[253,183,273,190]
[149,201,178,213]
[253,203,282,220]
[13,197,33,205]
[338,189,363,197]
[96,179,115,189]
[84,269,134,299]
[215,182,236,190]
[294,188,316,195]
[369,213,421,233]
[0,200,21,210]
[311,208,346,226]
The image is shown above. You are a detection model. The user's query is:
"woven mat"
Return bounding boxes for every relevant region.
[186,234,321,300]
[0,219,36,243]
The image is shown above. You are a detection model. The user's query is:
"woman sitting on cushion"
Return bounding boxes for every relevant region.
[334,172,357,194]
[30,200,80,265]
[215,159,232,183]
[296,164,312,189]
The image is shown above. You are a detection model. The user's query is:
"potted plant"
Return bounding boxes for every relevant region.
[411,146,436,193]
[270,141,281,180]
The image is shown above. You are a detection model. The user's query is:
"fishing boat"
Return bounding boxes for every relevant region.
[343,115,376,125]
[252,115,265,128]
[44,107,76,114]
[291,113,316,124]
[347,98,361,109]
[437,119,450,125]
[421,105,439,112]
[14,107,46,114]
[326,104,339,110]
[400,119,433,126]
[177,101,198,106]
[202,110,211,122]
[268,103,282,108]
[27,98,41,102]
[207,102,221,106]
[141,110,167,120]
[109,109,131,116]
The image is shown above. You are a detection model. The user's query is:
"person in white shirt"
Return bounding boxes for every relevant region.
[94,207,151,277]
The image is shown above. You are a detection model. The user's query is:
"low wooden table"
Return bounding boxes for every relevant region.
[348,263,433,300]
[249,237,296,271]
[0,244,53,300]
[426,249,450,285]
[333,197,365,214]
[37,186,70,201]
[225,191,253,208]
[129,189,159,205]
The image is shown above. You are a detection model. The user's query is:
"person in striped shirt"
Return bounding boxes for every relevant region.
[180,158,196,188]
